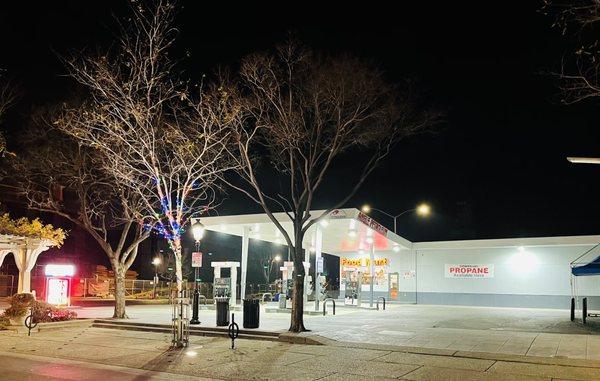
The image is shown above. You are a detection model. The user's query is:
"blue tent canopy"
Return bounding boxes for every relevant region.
[572,255,600,276]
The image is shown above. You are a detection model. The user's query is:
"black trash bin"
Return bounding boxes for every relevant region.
[243,298,260,329]
[216,298,230,326]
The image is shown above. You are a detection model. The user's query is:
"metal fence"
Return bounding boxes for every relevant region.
[245,283,278,296]
[0,275,282,301]
[0,275,15,297]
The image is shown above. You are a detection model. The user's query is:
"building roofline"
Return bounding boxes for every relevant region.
[413,235,600,250]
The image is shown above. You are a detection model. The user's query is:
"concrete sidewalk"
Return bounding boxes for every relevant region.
[2,326,600,380]
[72,303,600,360]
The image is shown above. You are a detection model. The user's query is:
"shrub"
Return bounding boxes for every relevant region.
[0,315,10,330]
[31,301,77,323]
[1,293,77,323]
[2,293,35,318]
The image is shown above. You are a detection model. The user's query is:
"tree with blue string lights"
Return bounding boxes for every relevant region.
[58,0,235,294]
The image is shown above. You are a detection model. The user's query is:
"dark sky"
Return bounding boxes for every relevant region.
[1,1,600,242]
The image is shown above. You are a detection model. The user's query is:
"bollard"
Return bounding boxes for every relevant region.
[570,297,575,322]
[376,297,386,311]
[24,309,37,337]
[323,298,336,316]
[228,313,239,349]
[583,297,588,324]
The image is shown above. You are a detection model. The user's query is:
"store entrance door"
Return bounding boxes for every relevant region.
[388,272,399,301]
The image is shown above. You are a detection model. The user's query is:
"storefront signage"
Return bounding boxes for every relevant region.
[191,252,202,268]
[445,264,493,278]
[357,212,388,236]
[328,209,348,219]
[341,257,389,267]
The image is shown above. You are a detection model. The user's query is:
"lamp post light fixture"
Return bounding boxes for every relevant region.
[190,220,205,325]
[361,203,431,234]
[192,220,205,242]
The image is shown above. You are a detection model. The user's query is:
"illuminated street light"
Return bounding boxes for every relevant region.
[190,220,205,325]
[191,220,205,242]
[361,203,432,234]
[152,257,161,266]
[274,254,282,262]
[416,203,431,217]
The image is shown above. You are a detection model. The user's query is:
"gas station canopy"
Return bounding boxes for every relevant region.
[197,208,412,254]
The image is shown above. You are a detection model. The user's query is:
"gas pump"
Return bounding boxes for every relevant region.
[280,261,310,309]
[344,267,362,306]
[211,261,239,307]
[316,275,327,300]
[213,277,231,298]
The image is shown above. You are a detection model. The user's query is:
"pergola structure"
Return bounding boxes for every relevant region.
[194,208,411,308]
[0,234,54,294]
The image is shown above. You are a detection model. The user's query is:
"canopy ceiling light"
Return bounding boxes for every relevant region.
[567,157,600,164]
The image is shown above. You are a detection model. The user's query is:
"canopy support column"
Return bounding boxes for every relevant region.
[369,243,375,308]
[314,225,323,312]
[0,250,11,268]
[240,226,250,301]
[15,246,44,294]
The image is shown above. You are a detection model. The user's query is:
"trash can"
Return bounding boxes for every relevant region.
[243,298,260,329]
[216,298,230,326]
[278,293,286,309]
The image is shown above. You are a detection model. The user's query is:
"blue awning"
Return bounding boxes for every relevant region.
[572,256,600,276]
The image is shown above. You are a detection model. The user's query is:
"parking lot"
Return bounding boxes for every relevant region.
[67,302,600,360]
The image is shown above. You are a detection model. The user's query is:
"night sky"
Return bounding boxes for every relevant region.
[1,1,600,243]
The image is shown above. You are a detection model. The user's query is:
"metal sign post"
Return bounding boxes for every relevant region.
[190,252,202,325]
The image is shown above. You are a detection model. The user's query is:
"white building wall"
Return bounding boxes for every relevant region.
[408,244,600,308]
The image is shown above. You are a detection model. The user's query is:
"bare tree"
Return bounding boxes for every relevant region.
[0,72,20,157]
[222,40,441,331]
[60,0,234,292]
[10,107,150,318]
[542,0,600,103]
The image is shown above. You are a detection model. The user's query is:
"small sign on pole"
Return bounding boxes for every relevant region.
[317,257,324,273]
[192,252,203,268]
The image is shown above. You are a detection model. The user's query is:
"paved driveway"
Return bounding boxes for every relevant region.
[69,303,600,360]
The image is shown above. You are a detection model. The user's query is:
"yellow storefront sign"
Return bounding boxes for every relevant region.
[340,257,389,267]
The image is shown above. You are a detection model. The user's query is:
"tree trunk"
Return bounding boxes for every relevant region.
[289,240,307,332]
[175,252,183,293]
[112,263,128,319]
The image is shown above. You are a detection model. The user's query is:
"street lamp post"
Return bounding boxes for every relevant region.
[190,220,205,325]
[361,203,431,234]
[152,257,161,299]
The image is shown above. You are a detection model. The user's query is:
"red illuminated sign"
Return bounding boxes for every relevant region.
[445,264,494,278]
[357,212,388,236]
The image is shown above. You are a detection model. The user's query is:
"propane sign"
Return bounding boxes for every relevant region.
[445,264,494,278]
